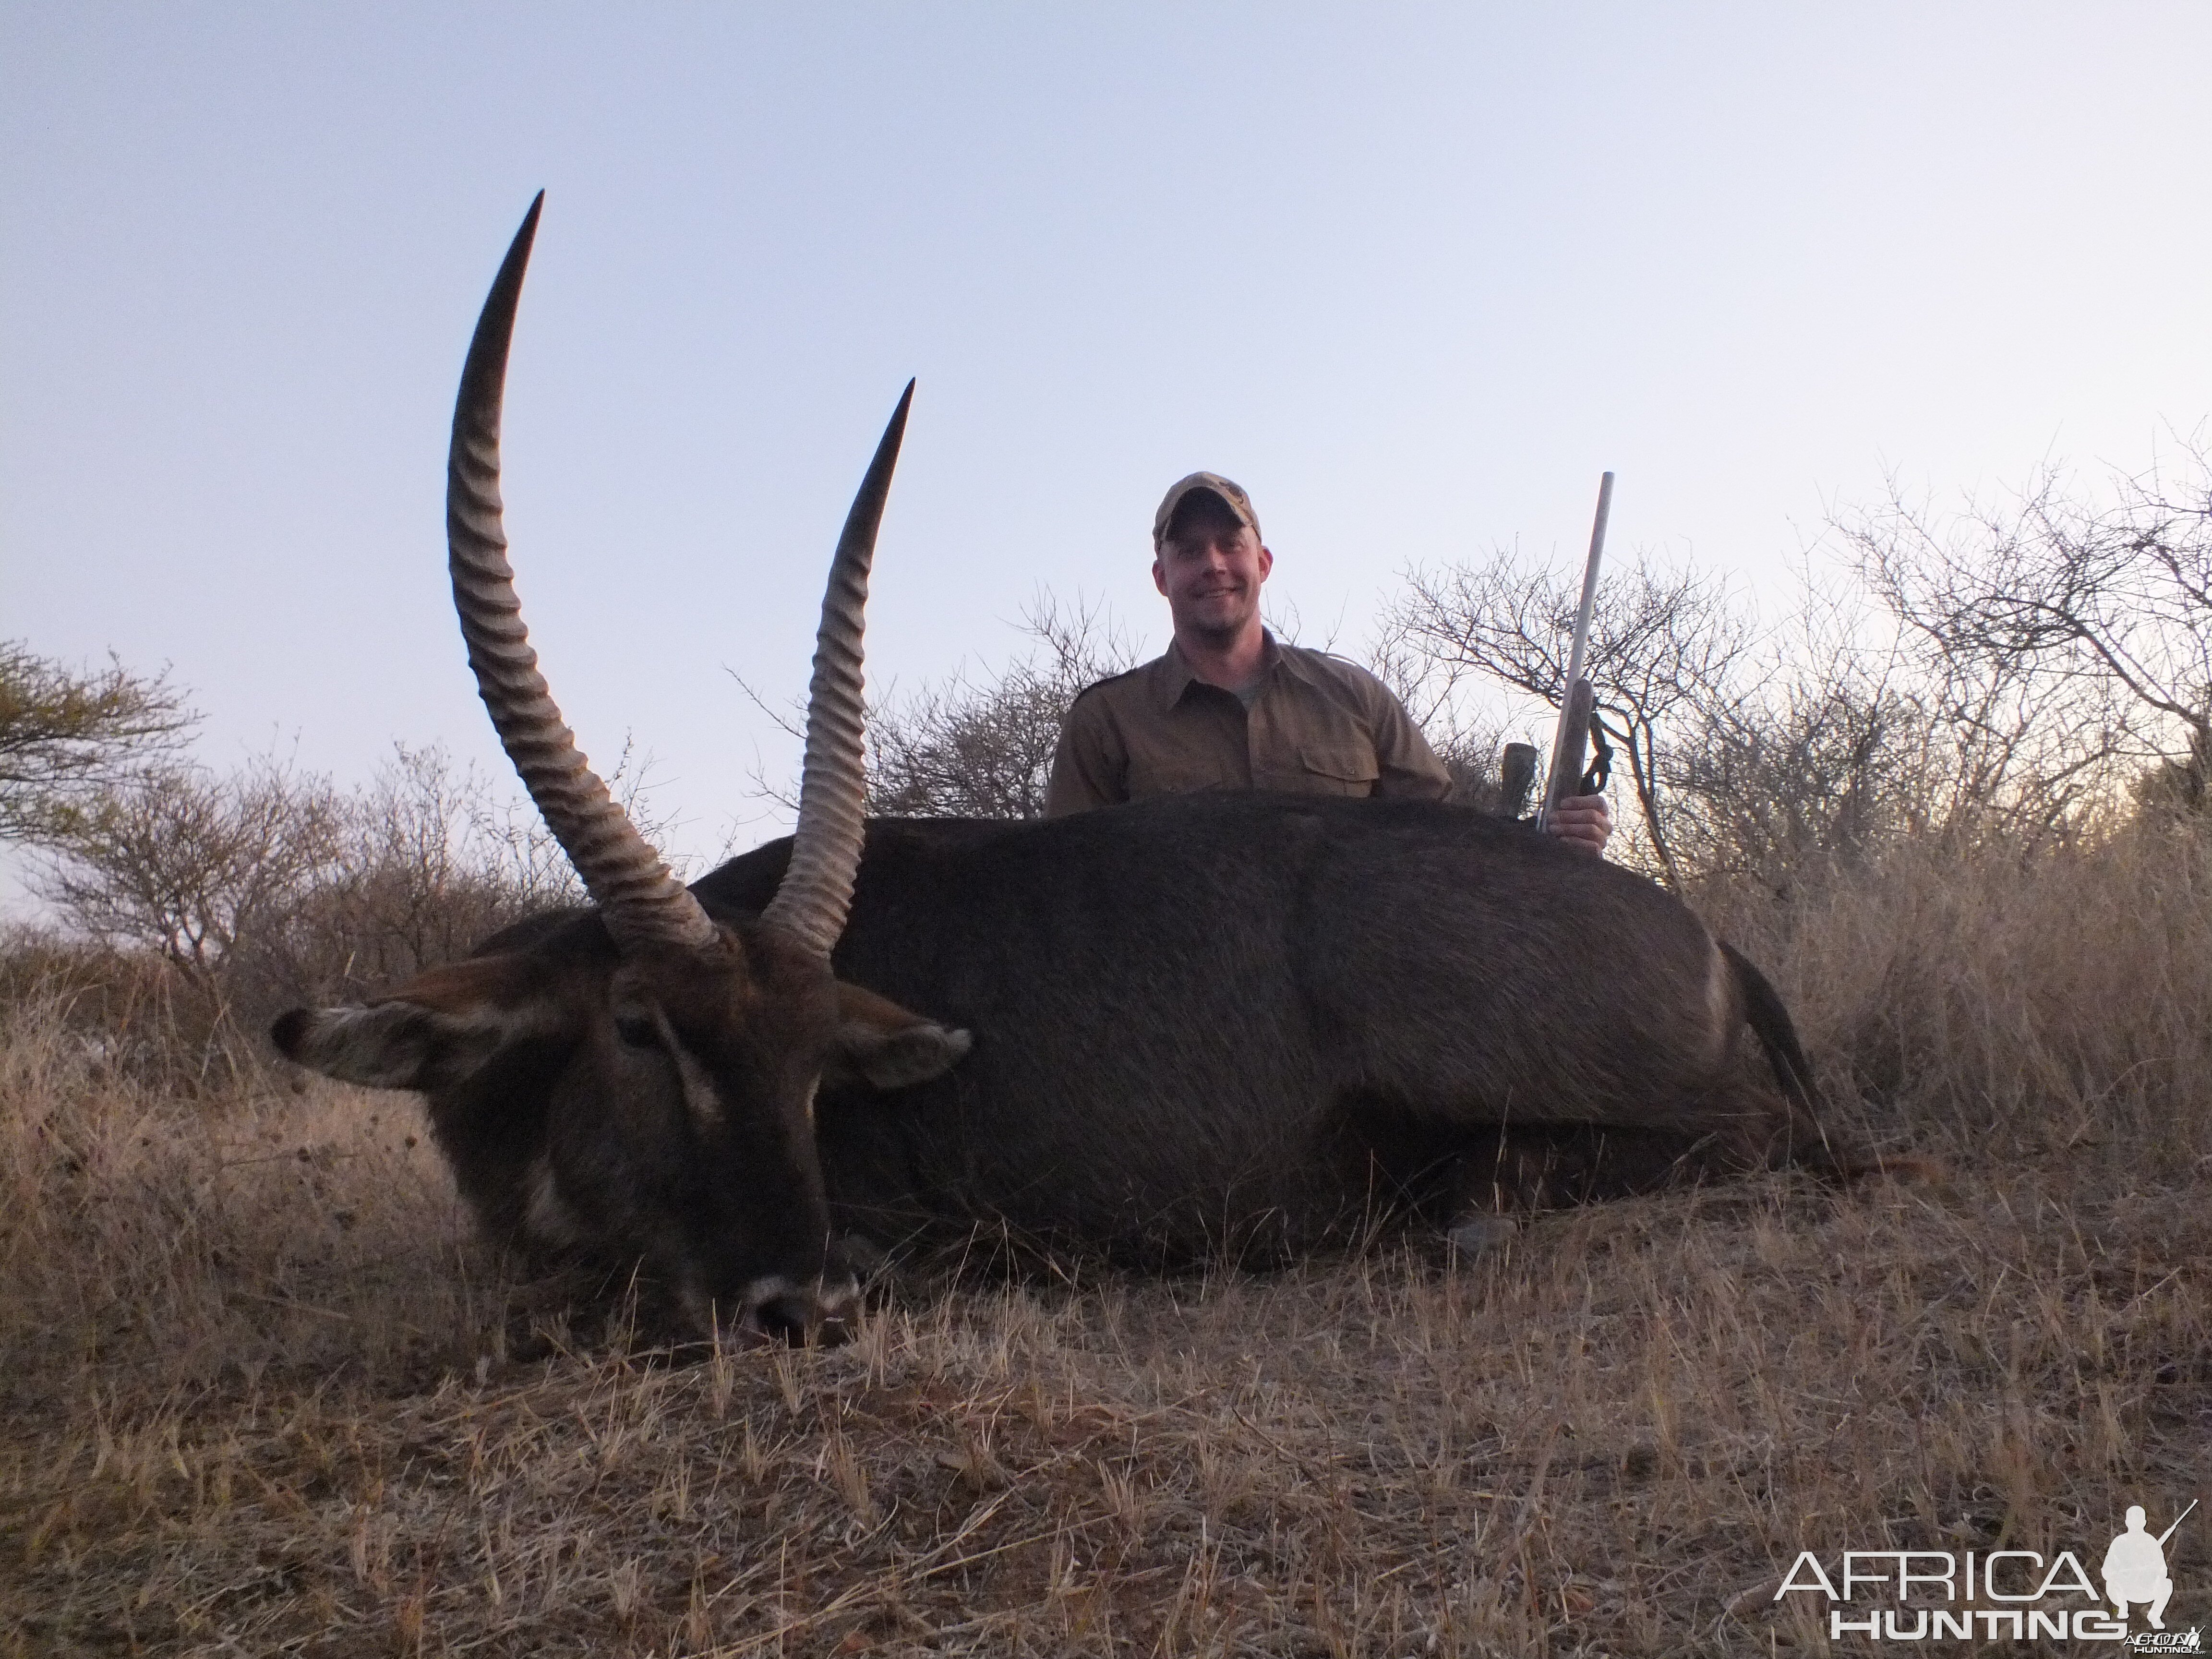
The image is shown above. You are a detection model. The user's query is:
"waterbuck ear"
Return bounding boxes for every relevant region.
[270,955,557,1093]
[825,982,972,1092]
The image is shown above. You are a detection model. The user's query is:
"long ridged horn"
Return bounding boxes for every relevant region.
[446,195,718,956]
[760,382,914,959]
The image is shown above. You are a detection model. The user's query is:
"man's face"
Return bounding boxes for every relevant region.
[1153,501,1272,643]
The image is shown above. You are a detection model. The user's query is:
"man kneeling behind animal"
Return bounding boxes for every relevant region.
[1046,471,1613,855]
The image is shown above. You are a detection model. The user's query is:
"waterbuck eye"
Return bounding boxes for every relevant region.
[614,1016,658,1050]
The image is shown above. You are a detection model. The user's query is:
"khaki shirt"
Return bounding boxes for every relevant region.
[1046,634,1452,817]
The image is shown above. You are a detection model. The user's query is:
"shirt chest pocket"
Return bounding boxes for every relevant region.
[1288,738,1380,797]
[1127,750,1239,797]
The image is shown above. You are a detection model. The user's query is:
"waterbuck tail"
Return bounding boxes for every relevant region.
[1721,942,1936,1185]
[1721,942,1819,1118]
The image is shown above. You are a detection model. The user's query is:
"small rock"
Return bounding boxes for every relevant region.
[1446,1216,1519,1259]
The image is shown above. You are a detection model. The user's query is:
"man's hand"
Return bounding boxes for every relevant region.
[1546,793,1611,856]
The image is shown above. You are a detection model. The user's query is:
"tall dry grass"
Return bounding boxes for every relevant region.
[3,826,2210,1655]
[1709,820,2212,1180]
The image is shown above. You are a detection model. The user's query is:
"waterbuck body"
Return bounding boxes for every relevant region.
[360,793,1835,1286]
[272,197,1859,1345]
[734,795,1828,1261]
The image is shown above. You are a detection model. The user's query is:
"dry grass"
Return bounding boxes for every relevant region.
[5,827,2212,1655]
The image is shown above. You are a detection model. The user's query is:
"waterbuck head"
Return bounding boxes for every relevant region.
[272,197,969,1344]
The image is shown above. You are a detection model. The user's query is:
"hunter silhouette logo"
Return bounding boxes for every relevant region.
[2107,1501,2192,1635]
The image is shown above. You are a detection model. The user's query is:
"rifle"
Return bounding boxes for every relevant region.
[1534,472,1614,833]
[2158,1499,2198,1548]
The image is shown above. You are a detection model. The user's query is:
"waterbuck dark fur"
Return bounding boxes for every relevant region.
[717,793,1848,1260]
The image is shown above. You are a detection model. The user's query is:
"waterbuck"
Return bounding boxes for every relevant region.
[274,200,1871,1345]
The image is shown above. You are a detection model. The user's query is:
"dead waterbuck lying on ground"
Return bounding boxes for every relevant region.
[275,199,1882,1345]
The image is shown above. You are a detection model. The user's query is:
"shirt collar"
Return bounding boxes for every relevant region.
[1270,637,1328,691]
[1153,630,1285,713]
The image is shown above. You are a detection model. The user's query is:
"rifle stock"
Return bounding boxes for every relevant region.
[1499,742,1540,818]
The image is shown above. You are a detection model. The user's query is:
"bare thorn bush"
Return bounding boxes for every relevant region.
[1841,440,2212,829]
[24,744,627,1087]
[866,595,1140,820]
[0,641,197,843]
[1378,548,1753,885]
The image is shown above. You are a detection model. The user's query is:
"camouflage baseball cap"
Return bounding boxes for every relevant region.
[1153,472,1261,550]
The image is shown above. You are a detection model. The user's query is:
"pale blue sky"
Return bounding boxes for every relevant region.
[6,4,2209,875]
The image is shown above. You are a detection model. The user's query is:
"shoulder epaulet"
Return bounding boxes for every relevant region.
[1285,643,1383,685]
[1066,661,1150,707]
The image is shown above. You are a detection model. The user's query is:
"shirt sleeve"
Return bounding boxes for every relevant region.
[1359,676,1454,800]
[1045,689,1129,817]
